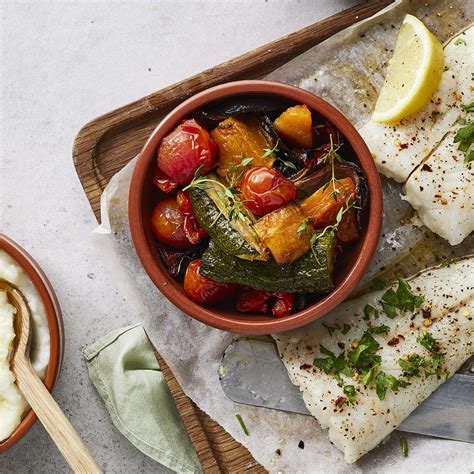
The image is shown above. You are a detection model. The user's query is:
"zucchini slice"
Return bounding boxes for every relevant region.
[201,235,335,294]
[189,188,266,260]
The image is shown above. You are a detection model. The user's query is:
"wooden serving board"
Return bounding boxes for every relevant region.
[73,2,392,471]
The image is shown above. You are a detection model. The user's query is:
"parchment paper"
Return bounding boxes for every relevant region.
[91,1,474,471]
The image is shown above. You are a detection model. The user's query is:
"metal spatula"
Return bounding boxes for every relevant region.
[219,339,474,443]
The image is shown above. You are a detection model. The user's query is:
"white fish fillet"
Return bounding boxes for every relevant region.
[403,131,474,245]
[274,258,474,464]
[358,26,473,183]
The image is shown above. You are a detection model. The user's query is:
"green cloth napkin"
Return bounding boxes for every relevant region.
[83,324,202,473]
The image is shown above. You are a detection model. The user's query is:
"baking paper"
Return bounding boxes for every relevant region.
[91,0,474,471]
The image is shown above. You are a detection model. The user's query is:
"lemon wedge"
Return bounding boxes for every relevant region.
[372,14,444,124]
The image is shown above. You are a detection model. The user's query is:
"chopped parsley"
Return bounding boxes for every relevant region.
[461,101,474,112]
[400,437,409,457]
[454,120,474,164]
[368,324,390,335]
[399,333,448,379]
[454,38,467,46]
[343,385,357,403]
[235,414,249,436]
[380,278,423,318]
[322,322,352,336]
[398,354,427,377]
[375,372,410,401]
[363,304,379,320]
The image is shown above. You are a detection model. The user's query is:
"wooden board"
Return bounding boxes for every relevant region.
[73,2,393,471]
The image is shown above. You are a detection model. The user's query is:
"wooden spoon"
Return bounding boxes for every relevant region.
[1,279,102,473]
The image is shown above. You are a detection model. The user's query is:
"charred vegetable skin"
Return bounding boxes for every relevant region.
[201,236,335,294]
[237,289,295,317]
[188,187,258,258]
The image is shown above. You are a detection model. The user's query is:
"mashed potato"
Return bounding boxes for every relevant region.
[0,249,50,442]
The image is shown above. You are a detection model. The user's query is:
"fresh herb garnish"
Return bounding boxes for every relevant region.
[322,134,344,201]
[363,304,379,320]
[347,331,381,369]
[380,278,423,318]
[398,354,427,377]
[309,197,359,264]
[343,385,357,403]
[454,38,467,46]
[400,437,409,457]
[263,140,297,170]
[368,324,390,335]
[375,372,410,400]
[235,414,249,436]
[453,120,474,163]
[399,333,447,379]
[461,101,474,112]
[297,219,312,235]
[183,162,250,224]
[322,322,351,336]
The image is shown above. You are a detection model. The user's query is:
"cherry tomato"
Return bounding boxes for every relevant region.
[176,190,207,245]
[236,288,295,317]
[151,197,194,249]
[157,119,217,185]
[152,166,178,193]
[240,167,298,215]
[184,260,235,305]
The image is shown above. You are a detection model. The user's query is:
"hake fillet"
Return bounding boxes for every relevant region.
[274,258,474,463]
[403,131,474,245]
[358,26,473,183]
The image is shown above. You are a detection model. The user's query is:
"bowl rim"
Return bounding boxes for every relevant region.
[0,233,64,452]
[129,80,382,334]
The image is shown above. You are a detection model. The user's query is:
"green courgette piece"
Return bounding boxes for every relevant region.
[201,235,335,293]
[189,188,258,258]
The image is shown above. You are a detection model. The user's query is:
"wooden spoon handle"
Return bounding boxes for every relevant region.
[14,357,102,473]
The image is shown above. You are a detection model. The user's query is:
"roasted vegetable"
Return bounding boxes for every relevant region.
[157,119,217,185]
[240,166,297,215]
[254,204,314,265]
[300,178,356,229]
[189,187,266,260]
[158,243,207,279]
[210,116,275,178]
[236,288,295,317]
[152,166,178,193]
[293,161,368,227]
[336,208,360,243]
[274,105,313,148]
[201,237,335,294]
[199,96,292,122]
[151,197,195,249]
[176,190,207,245]
[184,259,235,304]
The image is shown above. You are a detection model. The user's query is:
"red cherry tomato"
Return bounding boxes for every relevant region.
[157,119,217,185]
[184,260,235,305]
[240,167,298,215]
[151,197,194,249]
[152,166,178,193]
[176,190,207,245]
[236,288,295,317]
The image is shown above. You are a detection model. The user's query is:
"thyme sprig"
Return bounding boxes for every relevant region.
[183,163,251,224]
[309,197,360,264]
[263,139,297,170]
[323,134,343,201]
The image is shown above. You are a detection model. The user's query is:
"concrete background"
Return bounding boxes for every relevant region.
[1,1,358,471]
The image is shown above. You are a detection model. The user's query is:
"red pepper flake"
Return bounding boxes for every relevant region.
[300,364,312,370]
[421,164,433,172]
[334,396,347,407]
[388,337,400,346]
[400,143,408,149]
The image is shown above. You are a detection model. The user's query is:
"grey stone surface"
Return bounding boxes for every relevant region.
[0,1,357,472]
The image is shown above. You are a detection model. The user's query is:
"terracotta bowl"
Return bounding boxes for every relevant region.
[129,81,382,334]
[0,234,64,452]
